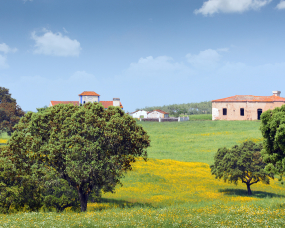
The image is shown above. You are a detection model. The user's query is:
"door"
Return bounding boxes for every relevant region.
[257,109,262,120]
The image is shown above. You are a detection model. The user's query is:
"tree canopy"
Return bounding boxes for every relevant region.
[0,87,24,136]
[138,101,212,116]
[0,102,150,212]
[211,141,274,195]
[260,105,285,180]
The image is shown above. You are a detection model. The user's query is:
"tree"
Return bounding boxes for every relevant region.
[0,87,25,136]
[0,87,16,103]
[1,102,150,212]
[211,141,274,195]
[260,105,285,180]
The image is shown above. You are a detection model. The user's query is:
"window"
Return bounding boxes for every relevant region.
[83,101,86,104]
[240,108,244,116]
[223,108,227,115]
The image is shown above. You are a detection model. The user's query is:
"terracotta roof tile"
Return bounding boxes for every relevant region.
[50,101,79,106]
[100,101,123,109]
[212,95,285,102]
[78,91,100,96]
[150,109,169,114]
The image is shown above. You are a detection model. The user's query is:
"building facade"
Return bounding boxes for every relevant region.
[212,91,285,120]
[130,110,149,118]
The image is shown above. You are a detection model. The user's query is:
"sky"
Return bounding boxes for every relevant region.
[1,0,285,112]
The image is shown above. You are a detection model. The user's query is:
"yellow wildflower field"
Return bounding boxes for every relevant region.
[102,158,285,207]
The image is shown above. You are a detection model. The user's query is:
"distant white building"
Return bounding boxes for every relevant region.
[147,110,169,118]
[130,110,149,118]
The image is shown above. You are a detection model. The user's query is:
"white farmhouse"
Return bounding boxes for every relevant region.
[130,110,149,118]
[147,109,169,118]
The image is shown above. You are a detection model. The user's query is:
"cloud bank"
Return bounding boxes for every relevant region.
[195,0,272,16]
[276,0,285,9]
[31,29,81,57]
[0,43,17,69]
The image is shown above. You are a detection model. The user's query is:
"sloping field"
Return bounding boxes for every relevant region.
[1,120,285,227]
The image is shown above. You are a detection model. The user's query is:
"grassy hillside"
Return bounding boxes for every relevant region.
[1,120,285,227]
[138,120,262,164]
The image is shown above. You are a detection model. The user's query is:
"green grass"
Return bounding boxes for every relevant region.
[138,120,262,164]
[1,119,285,227]
[188,114,212,120]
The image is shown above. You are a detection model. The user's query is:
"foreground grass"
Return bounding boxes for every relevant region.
[2,204,285,227]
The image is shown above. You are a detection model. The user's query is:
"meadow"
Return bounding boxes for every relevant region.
[1,119,285,227]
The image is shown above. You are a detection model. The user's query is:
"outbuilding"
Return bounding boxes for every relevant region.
[147,109,169,118]
[212,91,285,120]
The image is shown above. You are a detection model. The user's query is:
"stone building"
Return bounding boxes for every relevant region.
[49,91,123,109]
[212,91,285,120]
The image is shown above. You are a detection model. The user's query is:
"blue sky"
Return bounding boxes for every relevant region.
[1,0,285,112]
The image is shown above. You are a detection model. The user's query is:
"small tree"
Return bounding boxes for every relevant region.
[260,105,285,180]
[211,141,274,195]
[1,102,150,212]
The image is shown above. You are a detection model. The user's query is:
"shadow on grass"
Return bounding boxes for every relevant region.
[219,188,285,198]
[88,198,155,211]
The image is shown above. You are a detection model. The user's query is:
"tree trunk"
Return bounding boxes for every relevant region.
[78,188,88,212]
[246,183,252,195]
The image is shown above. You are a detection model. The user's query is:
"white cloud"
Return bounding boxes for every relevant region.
[31,29,81,56]
[186,49,222,68]
[0,54,8,69]
[0,43,17,54]
[125,56,192,79]
[195,0,272,16]
[276,0,285,9]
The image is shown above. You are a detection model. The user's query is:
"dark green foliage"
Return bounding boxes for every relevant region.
[211,141,273,195]
[0,102,150,212]
[138,101,212,116]
[42,178,80,212]
[260,105,285,180]
[0,87,25,136]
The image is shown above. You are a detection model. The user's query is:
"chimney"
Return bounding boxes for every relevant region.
[113,98,120,107]
[272,91,281,97]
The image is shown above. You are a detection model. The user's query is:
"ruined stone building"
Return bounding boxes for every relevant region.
[212,91,285,120]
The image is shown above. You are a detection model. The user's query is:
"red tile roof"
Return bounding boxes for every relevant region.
[50,101,79,106]
[150,109,169,114]
[78,91,100,96]
[50,100,123,109]
[212,95,285,102]
[100,101,123,109]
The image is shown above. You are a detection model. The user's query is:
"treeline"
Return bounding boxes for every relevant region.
[138,101,212,117]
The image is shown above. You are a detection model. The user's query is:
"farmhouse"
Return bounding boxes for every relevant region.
[130,110,149,118]
[49,91,123,109]
[147,109,169,118]
[212,91,285,120]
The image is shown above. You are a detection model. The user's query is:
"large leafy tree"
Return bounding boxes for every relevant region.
[0,87,25,136]
[211,141,274,195]
[1,102,150,212]
[260,105,285,179]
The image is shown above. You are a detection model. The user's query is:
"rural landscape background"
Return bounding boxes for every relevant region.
[1,0,285,227]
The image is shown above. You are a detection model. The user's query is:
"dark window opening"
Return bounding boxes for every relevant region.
[223,108,227,115]
[257,109,262,120]
[83,101,86,104]
[240,108,244,116]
